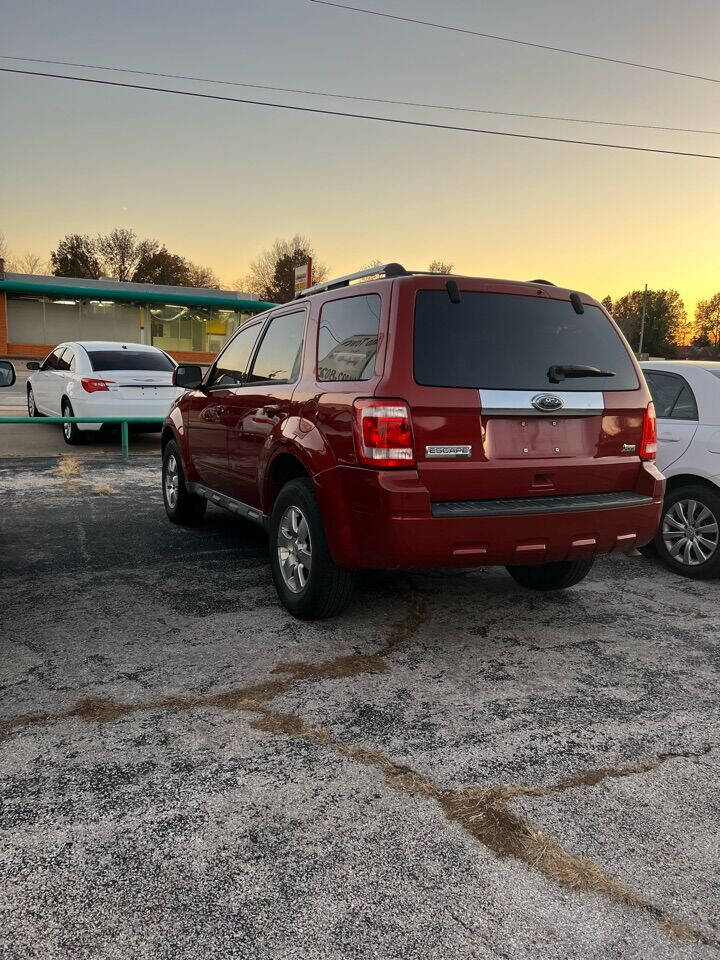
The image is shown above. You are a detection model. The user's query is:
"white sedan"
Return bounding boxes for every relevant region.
[641,360,720,578]
[26,341,184,444]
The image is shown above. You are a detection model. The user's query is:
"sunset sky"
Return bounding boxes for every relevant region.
[1,0,719,318]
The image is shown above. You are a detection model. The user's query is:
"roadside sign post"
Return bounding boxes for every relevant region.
[294,259,313,297]
[638,283,648,356]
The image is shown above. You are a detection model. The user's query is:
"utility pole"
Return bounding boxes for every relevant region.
[638,284,648,357]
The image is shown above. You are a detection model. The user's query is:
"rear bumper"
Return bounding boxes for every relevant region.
[315,463,665,569]
[70,393,180,431]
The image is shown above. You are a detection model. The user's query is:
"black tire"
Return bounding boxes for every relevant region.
[654,484,720,579]
[27,386,42,417]
[269,477,355,620]
[506,557,594,591]
[162,440,207,526]
[61,399,83,445]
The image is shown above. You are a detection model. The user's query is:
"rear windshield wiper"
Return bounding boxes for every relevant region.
[548,364,616,384]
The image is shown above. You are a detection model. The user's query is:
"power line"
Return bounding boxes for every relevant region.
[2,66,720,160]
[1,53,718,136]
[309,0,720,86]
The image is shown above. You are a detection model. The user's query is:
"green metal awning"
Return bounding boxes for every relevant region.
[0,275,276,313]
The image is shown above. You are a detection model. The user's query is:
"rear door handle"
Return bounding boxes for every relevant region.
[658,432,681,442]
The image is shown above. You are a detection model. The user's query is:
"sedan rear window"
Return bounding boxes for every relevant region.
[87,350,174,372]
[414,292,638,391]
[644,371,698,420]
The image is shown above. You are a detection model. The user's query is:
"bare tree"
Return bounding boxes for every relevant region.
[15,252,47,275]
[96,229,157,281]
[0,237,45,273]
[185,262,220,289]
[0,232,17,271]
[428,260,454,273]
[360,258,385,279]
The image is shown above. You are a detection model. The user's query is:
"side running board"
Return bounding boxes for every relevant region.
[187,482,269,529]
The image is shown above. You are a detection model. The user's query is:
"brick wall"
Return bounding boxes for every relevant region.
[0,292,7,355]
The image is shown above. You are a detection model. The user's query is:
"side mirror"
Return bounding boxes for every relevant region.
[26,360,41,371]
[173,364,205,389]
[0,360,16,387]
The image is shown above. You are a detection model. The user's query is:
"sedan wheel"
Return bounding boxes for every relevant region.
[662,498,719,566]
[61,401,82,445]
[27,387,37,417]
[655,484,720,579]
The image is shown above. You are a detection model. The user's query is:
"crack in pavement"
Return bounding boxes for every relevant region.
[247,709,715,947]
[1,591,714,947]
[0,594,429,742]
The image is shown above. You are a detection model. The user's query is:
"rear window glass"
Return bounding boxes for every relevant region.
[644,371,698,420]
[87,350,174,372]
[414,292,638,391]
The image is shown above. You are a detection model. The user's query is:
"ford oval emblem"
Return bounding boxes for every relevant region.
[531,394,564,412]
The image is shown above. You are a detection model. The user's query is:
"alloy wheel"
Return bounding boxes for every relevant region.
[62,406,72,440]
[277,505,312,593]
[28,389,35,417]
[164,454,179,509]
[662,498,719,567]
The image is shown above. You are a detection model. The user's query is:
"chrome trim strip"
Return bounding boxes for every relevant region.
[479,389,604,416]
[425,444,472,459]
[187,482,268,528]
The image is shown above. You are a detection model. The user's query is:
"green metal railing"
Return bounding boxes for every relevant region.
[0,416,164,458]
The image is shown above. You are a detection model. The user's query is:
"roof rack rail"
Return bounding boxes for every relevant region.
[529,278,555,285]
[295,262,408,299]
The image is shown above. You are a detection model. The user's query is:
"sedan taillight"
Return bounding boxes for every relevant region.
[81,378,115,393]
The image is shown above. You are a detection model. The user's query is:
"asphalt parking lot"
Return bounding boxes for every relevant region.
[1,456,719,959]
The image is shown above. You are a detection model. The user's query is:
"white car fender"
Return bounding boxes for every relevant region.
[707,429,720,456]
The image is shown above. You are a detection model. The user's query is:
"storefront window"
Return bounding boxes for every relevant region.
[80,301,143,341]
[6,297,45,343]
[149,305,243,353]
[6,293,256,354]
[6,295,142,345]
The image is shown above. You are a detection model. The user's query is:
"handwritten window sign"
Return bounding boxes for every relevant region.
[318,295,382,382]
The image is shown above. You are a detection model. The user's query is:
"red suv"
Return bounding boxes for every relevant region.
[162,264,664,619]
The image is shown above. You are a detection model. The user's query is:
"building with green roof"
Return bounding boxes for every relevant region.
[0,266,275,364]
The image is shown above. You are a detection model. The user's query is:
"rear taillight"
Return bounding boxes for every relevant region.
[81,378,114,394]
[640,401,657,460]
[353,399,415,468]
